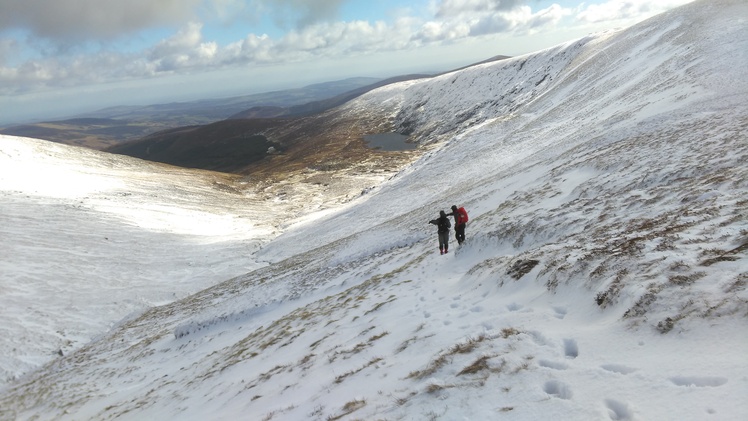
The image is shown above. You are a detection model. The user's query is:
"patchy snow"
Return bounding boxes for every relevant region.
[1,0,747,420]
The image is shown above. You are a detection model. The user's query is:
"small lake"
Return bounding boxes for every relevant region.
[364,132,417,151]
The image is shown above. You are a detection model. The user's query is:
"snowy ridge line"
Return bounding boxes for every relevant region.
[391,35,597,145]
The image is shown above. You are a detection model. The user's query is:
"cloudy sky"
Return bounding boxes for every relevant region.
[0,0,694,124]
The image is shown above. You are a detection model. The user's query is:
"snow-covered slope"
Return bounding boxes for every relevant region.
[1,0,747,420]
[0,137,279,386]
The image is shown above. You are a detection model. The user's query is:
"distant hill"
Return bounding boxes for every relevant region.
[104,74,435,174]
[85,77,382,123]
[229,74,431,119]
[2,56,511,158]
[0,77,381,149]
[0,118,160,149]
[105,58,514,174]
[106,119,288,173]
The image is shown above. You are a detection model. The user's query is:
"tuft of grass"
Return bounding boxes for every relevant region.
[669,271,706,286]
[425,382,454,394]
[623,283,662,319]
[501,328,521,338]
[656,317,676,333]
[394,392,417,406]
[334,357,383,384]
[724,274,747,293]
[450,334,486,354]
[396,337,417,353]
[368,331,389,342]
[407,354,450,380]
[365,295,397,315]
[511,360,532,374]
[700,241,748,266]
[309,333,332,350]
[298,353,315,367]
[326,399,367,420]
[258,364,289,382]
[507,259,540,280]
[458,355,491,376]
[595,269,627,308]
[342,399,366,412]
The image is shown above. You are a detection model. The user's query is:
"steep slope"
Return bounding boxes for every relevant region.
[0,122,408,391]
[1,1,746,420]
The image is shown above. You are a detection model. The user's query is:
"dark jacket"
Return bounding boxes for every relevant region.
[429,212,451,233]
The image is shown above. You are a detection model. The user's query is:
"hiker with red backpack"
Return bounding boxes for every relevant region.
[447,205,468,245]
[429,210,451,254]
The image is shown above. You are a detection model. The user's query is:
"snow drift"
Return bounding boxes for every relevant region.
[1,0,746,420]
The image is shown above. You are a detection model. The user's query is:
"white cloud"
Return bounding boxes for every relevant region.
[434,0,525,17]
[0,0,698,111]
[416,4,570,41]
[528,4,570,30]
[577,0,694,23]
[0,0,199,40]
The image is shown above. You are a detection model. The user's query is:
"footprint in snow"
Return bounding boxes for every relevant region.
[538,359,569,370]
[669,376,727,387]
[507,303,523,312]
[553,306,567,319]
[600,364,637,375]
[528,331,554,347]
[543,380,573,399]
[563,338,578,359]
[605,399,634,420]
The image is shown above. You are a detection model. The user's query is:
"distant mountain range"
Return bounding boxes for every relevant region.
[0,56,509,158]
[0,77,382,149]
[99,56,510,174]
[104,74,438,174]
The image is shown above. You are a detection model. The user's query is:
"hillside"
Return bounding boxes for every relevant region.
[0,78,381,150]
[104,59,511,176]
[0,118,160,150]
[1,0,746,420]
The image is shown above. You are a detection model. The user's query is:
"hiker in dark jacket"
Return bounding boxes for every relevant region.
[447,205,469,245]
[429,210,451,254]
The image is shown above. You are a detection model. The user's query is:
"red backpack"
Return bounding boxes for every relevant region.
[457,207,468,224]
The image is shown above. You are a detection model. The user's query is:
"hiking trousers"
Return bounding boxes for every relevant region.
[455,223,466,244]
[438,231,449,252]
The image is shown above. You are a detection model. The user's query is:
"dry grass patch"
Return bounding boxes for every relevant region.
[425,382,456,394]
[623,283,662,319]
[500,328,521,338]
[326,399,367,420]
[669,271,706,286]
[407,354,450,380]
[334,357,384,384]
[457,355,492,376]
